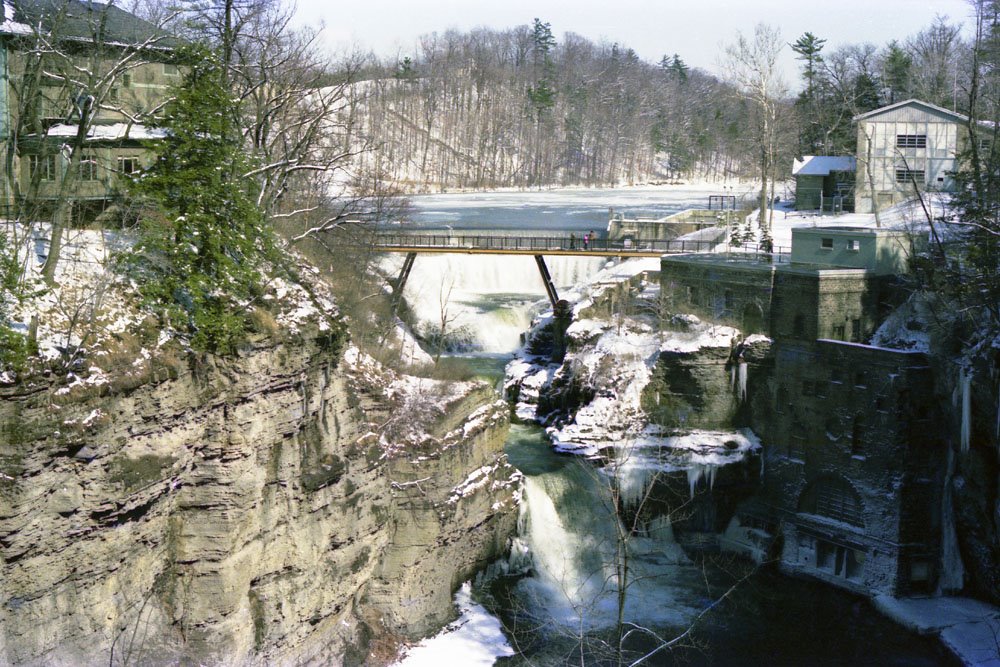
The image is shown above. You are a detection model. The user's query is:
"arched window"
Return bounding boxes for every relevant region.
[798,475,864,527]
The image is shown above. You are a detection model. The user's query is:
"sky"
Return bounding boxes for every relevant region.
[292,0,972,88]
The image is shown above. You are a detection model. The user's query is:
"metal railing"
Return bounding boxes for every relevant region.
[366,232,790,262]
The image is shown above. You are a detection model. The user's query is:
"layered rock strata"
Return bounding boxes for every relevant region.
[0,329,518,666]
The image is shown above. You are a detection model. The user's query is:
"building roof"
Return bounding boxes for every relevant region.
[853,98,967,123]
[792,155,856,176]
[42,122,167,141]
[4,0,180,48]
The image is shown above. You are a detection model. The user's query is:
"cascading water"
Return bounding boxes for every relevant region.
[502,426,696,634]
[389,254,606,353]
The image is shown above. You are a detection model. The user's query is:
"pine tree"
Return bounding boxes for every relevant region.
[791,32,826,98]
[882,41,912,103]
[127,46,272,354]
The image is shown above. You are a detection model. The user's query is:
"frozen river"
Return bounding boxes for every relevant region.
[406,183,745,232]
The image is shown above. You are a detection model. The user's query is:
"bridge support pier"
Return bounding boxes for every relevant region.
[391,252,417,314]
[534,255,560,308]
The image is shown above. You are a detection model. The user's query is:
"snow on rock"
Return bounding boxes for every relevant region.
[1,223,339,393]
[392,582,513,667]
[870,294,932,352]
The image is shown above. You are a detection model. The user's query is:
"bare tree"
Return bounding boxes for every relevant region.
[724,24,787,248]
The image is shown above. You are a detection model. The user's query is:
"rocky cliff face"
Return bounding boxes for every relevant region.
[0,327,518,666]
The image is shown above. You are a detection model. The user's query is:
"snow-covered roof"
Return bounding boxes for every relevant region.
[42,122,166,142]
[853,98,967,123]
[792,155,856,176]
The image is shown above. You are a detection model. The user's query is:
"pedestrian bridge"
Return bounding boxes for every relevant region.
[359,231,787,309]
[368,232,722,257]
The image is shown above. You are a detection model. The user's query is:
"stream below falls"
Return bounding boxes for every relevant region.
[466,424,956,666]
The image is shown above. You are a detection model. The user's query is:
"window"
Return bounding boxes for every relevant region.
[29,154,57,181]
[77,154,98,181]
[117,156,139,175]
[799,476,863,526]
[163,63,180,77]
[896,167,925,184]
[851,415,864,455]
[793,313,805,338]
[846,239,859,251]
[821,237,833,250]
[850,318,861,342]
[832,324,846,340]
[896,134,927,148]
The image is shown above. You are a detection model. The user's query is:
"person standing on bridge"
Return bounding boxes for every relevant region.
[588,230,596,250]
[570,233,576,249]
[583,232,590,250]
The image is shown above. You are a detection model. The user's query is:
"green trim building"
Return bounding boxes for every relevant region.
[792,155,856,211]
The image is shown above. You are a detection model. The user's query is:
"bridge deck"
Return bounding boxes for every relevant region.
[366,233,787,259]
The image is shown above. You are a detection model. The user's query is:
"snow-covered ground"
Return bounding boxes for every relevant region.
[758,193,953,249]
[0,224,339,387]
[391,583,514,667]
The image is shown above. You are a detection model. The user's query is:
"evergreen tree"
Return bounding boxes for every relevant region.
[791,32,826,155]
[791,32,826,97]
[670,54,689,82]
[127,46,272,354]
[882,41,912,103]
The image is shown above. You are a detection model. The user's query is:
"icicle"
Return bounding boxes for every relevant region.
[686,465,704,499]
[738,361,748,402]
[730,365,737,392]
[961,367,972,454]
[708,464,717,492]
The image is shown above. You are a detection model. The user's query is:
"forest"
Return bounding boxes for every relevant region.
[338,15,971,192]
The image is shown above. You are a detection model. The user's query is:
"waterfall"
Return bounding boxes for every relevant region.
[938,447,966,593]
[960,367,972,454]
[390,254,605,353]
[505,429,694,632]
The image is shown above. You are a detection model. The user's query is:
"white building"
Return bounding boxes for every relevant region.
[854,99,967,214]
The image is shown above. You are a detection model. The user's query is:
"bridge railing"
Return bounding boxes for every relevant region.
[368,232,790,262]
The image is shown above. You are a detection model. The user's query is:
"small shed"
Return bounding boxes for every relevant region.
[793,156,857,211]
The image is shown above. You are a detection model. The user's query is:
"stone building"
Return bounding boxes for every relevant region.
[0,0,180,220]
[762,340,942,595]
[660,226,948,596]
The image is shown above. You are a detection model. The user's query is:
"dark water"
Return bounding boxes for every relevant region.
[487,426,954,667]
[407,187,718,232]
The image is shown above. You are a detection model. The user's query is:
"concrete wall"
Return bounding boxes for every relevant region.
[608,209,723,241]
[770,268,891,343]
